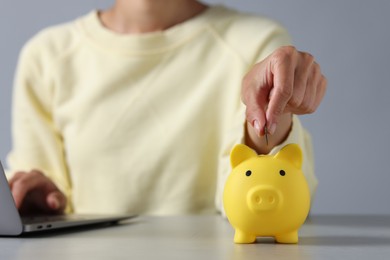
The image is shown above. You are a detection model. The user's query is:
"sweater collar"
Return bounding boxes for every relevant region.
[77,5,231,55]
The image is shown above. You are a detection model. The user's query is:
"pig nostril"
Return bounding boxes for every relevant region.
[254,194,276,205]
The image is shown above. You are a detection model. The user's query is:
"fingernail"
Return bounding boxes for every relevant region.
[50,199,60,210]
[253,120,261,136]
[268,123,277,135]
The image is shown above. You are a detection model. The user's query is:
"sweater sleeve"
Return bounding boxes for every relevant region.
[6,36,73,213]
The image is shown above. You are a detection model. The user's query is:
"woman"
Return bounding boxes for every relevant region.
[7,0,326,215]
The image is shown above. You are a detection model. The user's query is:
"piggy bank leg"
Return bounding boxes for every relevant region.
[275,231,298,244]
[234,229,256,244]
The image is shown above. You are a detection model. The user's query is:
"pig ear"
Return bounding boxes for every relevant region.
[230,144,258,168]
[274,143,303,169]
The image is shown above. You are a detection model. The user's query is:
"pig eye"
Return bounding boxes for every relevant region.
[279,170,286,176]
[245,170,252,177]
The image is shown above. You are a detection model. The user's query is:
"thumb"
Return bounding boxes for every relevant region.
[245,101,267,136]
[46,191,67,213]
[242,77,270,136]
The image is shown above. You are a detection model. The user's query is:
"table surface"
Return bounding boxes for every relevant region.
[1,215,389,260]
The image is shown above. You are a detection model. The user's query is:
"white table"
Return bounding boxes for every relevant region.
[1,215,389,259]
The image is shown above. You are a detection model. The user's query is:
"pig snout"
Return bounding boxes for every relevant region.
[247,186,281,212]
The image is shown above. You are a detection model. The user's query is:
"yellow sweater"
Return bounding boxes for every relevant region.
[7,6,317,215]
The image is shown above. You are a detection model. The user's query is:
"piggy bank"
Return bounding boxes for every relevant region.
[223,143,310,244]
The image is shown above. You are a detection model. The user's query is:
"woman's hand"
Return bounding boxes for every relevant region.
[8,170,67,215]
[242,46,327,152]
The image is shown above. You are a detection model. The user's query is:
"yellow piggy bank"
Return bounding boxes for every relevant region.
[223,143,310,244]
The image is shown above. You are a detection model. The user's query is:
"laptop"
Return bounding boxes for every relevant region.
[0,161,135,236]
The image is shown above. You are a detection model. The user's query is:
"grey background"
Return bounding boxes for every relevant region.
[1,1,389,215]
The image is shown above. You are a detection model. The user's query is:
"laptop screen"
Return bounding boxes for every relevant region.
[0,161,24,235]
